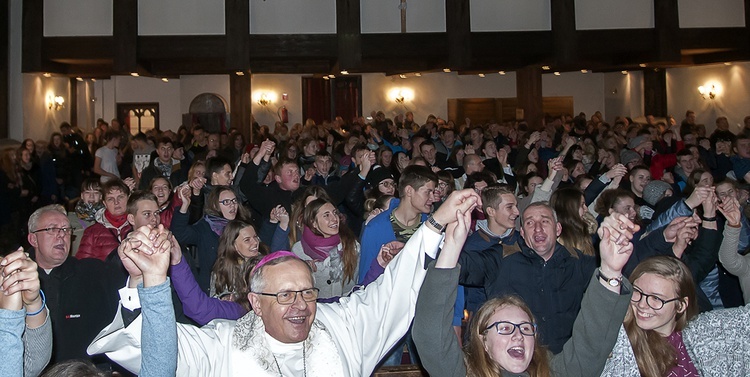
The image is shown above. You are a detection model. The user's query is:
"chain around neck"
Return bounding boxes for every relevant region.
[272,346,306,377]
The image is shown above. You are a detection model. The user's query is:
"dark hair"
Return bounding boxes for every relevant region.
[397,165,438,197]
[41,360,106,377]
[207,156,232,178]
[204,185,250,221]
[126,190,158,215]
[100,179,131,198]
[519,172,541,197]
[302,198,358,284]
[549,187,594,256]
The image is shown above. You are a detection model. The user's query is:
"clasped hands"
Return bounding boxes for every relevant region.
[119,225,175,288]
[0,248,42,313]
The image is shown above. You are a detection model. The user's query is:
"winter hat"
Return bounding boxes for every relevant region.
[366,167,395,190]
[642,180,672,206]
[627,135,649,149]
[620,149,641,166]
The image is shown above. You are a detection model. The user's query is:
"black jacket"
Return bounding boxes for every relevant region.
[458,241,597,354]
[37,256,124,365]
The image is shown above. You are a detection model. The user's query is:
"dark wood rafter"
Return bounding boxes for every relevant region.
[0,1,9,138]
[22,2,750,77]
[225,0,250,71]
[69,78,78,128]
[644,68,667,118]
[113,0,138,74]
[654,0,680,62]
[229,74,252,143]
[22,0,43,73]
[336,0,361,71]
[550,0,577,67]
[445,0,471,70]
[516,66,543,130]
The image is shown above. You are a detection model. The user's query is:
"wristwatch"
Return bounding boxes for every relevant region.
[596,268,622,288]
[426,215,445,232]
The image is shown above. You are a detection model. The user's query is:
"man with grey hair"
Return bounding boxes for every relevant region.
[88,190,481,376]
[457,201,610,354]
[27,205,124,367]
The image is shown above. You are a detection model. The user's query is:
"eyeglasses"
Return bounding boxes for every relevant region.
[631,287,682,310]
[485,321,537,336]
[438,182,449,188]
[219,198,238,206]
[31,227,73,236]
[256,288,320,305]
[379,181,396,188]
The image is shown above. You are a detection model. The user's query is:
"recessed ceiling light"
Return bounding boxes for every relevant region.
[542,65,551,70]
[443,68,451,73]
[621,70,628,75]
[639,63,647,68]
[42,73,51,78]
[235,71,245,76]
[161,78,169,83]
[341,70,349,75]
[498,71,506,75]
[130,72,139,77]
[553,72,561,76]
[399,74,407,79]
[415,73,422,77]
[478,73,485,78]
[580,69,588,74]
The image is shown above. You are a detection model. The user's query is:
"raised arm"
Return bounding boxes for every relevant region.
[717,197,750,303]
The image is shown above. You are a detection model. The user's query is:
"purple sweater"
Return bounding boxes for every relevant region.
[169,257,247,326]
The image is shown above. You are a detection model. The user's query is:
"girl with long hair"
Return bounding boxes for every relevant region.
[550,187,595,256]
[291,197,360,298]
[149,176,175,227]
[210,220,268,302]
[288,185,332,246]
[414,213,636,377]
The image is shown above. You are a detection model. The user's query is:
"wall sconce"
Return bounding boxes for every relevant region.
[388,88,414,105]
[257,93,271,106]
[698,84,718,100]
[47,94,65,110]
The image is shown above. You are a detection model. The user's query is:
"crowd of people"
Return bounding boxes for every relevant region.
[2,108,750,376]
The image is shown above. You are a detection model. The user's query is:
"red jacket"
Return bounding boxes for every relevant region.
[75,210,132,261]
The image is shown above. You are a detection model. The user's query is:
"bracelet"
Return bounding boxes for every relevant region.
[26,290,46,317]
[426,215,445,232]
[700,215,717,222]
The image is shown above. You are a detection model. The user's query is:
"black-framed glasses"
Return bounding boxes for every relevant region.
[31,227,73,236]
[219,198,238,206]
[255,288,320,305]
[379,181,396,188]
[485,321,537,336]
[631,287,682,310]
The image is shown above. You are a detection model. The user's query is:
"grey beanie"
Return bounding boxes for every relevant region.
[620,149,641,166]
[642,180,672,206]
[628,135,649,149]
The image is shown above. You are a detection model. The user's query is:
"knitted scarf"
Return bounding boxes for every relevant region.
[300,226,340,262]
[104,210,128,229]
[205,214,229,236]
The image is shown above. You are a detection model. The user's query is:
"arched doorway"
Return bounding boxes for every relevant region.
[184,93,228,133]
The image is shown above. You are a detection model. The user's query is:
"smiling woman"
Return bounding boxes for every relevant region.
[291,198,360,298]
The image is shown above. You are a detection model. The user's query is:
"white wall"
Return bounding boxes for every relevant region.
[471,0,551,31]
[603,71,645,124]
[94,76,181,132]
[250,0,335,34]
[139,0,225,35]
[179,75,230,115]
[250,74,303,128]
[667,62,750,134]
[575,0,654,30]
[44,0,112,36]
[678,0,745,28]
[22,75,71,142]
[76,80,96,132]
[361,0,445,33]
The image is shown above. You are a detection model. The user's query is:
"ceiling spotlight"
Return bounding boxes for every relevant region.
[639,63,647,68]
[161,78,169,83]
[542,65,551,70]
[42,73,51,78]
[341,70,349,75]
[235,71,245,76]
[76,77,83,81]
[443,68,451,73]
[478,74,485,78]
[553,72,561,76]
[724,62,732,66]
[498,71,506,75]
[580,69,588,74]
[323,76,329,80]
[621,70,628,75]
[399,74,407,79]
[415,73,422,77]
[130,72,139,77]
[91,78,96,82]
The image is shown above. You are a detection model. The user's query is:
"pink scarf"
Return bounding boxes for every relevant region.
[300,226,340,261]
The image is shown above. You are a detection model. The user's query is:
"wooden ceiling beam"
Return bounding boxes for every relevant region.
[336,0,362,70]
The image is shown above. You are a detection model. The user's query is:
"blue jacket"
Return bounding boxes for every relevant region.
[461,228,521,314]
[458,240,597,354]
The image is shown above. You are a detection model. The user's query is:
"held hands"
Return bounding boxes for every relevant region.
[0,248,41,311]
[685,186,713,209]
[431,189,481,230]
[435,206,472,269]
[120,225,173,287]
[671,215,700,258]
[597,213,639,278]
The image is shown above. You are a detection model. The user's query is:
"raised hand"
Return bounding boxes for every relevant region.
[431,189,480,229]
[599,212,639,246]
[123,177,137,192]
[663,216,695,243]
[121,225,173,287]
[436,207,472,269]
[718,197,742,227]
[686,186,713,209]
[598,214,638,278]
[0,248,38,311]
[376,241,406,268]
[672,215,700,258]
